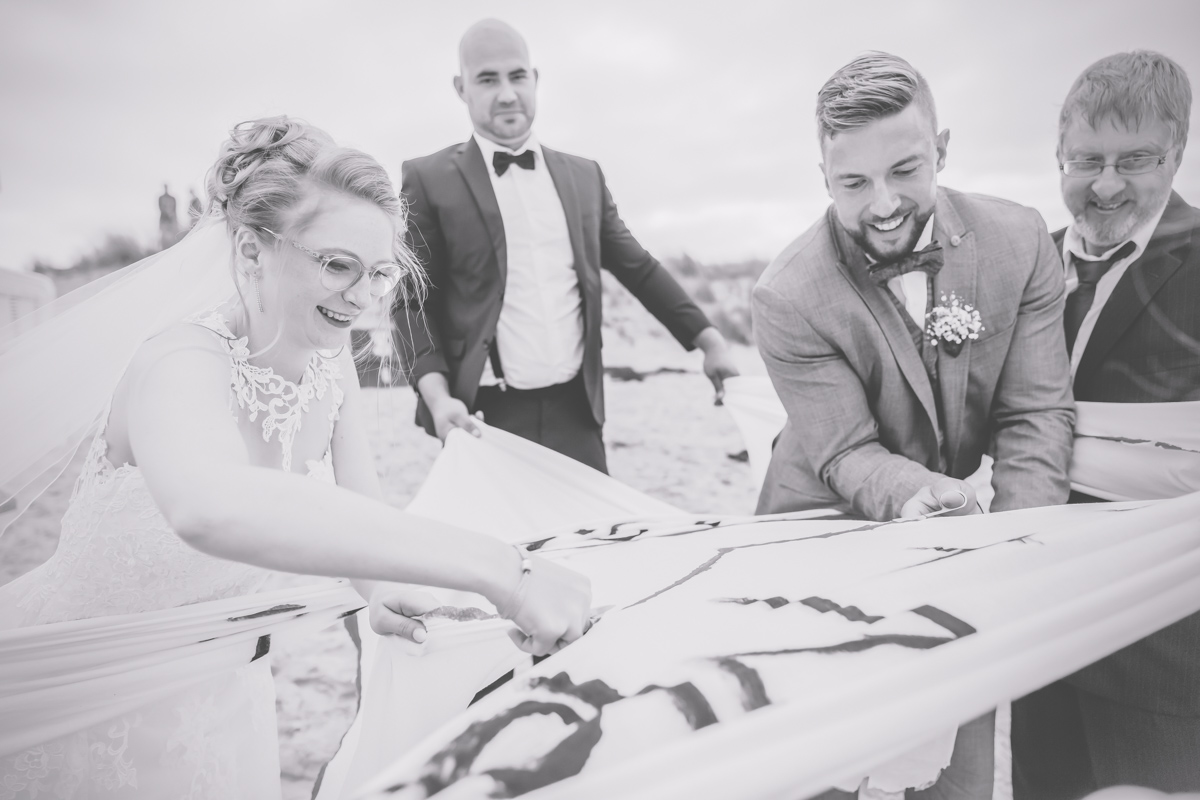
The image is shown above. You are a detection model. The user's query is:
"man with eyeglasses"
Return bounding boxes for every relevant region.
[1012,50,1200,798]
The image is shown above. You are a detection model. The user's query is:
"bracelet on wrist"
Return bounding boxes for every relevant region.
[497,545,533,620]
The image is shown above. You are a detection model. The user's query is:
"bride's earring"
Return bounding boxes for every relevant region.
[251,274,264,313]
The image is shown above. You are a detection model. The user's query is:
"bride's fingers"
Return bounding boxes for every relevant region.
[508,624,572,656]
[530,628,562,655]
[560,614,587,646]
[508,628,545,655]
[371,608,427,643]
[383,590,439,617]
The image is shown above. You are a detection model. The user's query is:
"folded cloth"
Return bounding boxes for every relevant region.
[1070,400,1200,501]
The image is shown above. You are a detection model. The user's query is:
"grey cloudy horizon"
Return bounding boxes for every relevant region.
[2,0,1198,271]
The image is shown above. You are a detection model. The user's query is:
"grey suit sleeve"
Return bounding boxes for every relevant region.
[395,162,450,383]
[753,281,943,521]
[988,209,1075,512]
[595,165,711,348]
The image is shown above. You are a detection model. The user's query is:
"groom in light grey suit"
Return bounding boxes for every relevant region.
[753,53,1075,798]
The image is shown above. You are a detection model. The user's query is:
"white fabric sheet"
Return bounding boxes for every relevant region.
[323,416,1199,799]
[0,580,360,758]
[1071,400,1200,501]
[314,425,683,800]
[353,493,1200,800]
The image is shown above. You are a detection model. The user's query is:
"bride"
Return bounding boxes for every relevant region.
[0,116,591,799]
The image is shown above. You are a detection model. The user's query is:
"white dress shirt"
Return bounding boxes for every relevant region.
[473,133,584,389]
[1061,200,1168,376]
[864,216,935,327]
[888,216,936,328]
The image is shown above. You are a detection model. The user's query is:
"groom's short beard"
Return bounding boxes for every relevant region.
[847,205,933,265]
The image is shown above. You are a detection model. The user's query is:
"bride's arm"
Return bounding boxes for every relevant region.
[123,329,518,607]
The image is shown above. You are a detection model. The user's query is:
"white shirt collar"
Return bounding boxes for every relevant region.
[473,131,543,172]
[916,214,935,250]
[1063,198,1168,265]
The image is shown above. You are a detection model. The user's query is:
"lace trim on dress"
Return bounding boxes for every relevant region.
[187,311,344,472]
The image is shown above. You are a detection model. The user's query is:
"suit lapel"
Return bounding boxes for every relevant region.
[452,138,508,284]
[931,192,976,470]
[830,208,940,432]
[540,146,589,291]
[1075,192,1194,386]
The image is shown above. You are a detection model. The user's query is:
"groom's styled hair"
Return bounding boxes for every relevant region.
[816,52,937,145]
[1059,50,1191,151]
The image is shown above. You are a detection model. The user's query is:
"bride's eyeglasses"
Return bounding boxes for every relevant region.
[259,227,404,297]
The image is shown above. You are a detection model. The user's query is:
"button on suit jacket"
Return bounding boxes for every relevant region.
[753,187,1075,521]
[395,138,711,435]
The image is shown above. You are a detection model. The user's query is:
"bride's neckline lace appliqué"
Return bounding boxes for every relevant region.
[188,311,344,472]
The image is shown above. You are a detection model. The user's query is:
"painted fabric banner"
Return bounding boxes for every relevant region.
[353,492,1200,800]
[318,426,962,798]
[0,580,361,758]
[315,427,686,799]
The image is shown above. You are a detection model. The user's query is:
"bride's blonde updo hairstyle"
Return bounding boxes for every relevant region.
[204,116,425,376]
[205,115,425,308]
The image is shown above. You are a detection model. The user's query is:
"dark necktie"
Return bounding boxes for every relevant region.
[492,149,536,177]
[867,241,945,285]
[1064,240,1137,354]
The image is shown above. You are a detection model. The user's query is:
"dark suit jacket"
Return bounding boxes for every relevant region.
[1062,191,1200,716]
[1065,191,1200,403]
[396,138,711,434]
[753,188,1075,521]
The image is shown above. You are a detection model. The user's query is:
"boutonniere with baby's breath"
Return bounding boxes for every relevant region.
[925,292,984,356]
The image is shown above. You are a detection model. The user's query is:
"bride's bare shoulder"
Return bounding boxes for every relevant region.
[128,320,232,375]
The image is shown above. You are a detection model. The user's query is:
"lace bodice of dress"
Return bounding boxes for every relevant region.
[7,311,345,626]
[192,310,345,475]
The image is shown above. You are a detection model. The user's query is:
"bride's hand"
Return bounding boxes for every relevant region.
[499,553,592,657]
[900,478,981,520]
[368,586,441,643]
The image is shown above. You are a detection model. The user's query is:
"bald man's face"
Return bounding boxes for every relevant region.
[454,33,537,148]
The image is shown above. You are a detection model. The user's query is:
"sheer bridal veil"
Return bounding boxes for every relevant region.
[0,216,236,535]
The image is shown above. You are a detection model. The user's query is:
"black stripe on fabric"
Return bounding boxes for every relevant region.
[714,657,770,710]
[469,669,516,706]
[800,596,885,623]
[732,633,954,657]
[228,603,305,622]
[637,682,718,730]
[251,634,271,662]
[912,605,977,638]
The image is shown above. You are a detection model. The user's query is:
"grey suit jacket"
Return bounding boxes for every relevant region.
[753,187,1075,521]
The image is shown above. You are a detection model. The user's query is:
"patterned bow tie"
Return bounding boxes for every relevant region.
[867,241,945,285]
[493,149,536,176]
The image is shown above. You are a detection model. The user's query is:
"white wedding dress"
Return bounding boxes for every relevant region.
[0,311,344,800]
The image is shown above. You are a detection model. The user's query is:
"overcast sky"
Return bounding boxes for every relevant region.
[2,0,1199,270]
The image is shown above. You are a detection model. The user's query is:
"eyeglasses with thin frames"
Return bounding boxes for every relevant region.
[1059,154,1169,178]
[259,227,403,297]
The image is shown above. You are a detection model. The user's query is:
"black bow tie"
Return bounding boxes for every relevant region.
[867,241,945,285]
[492,149,536,176]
